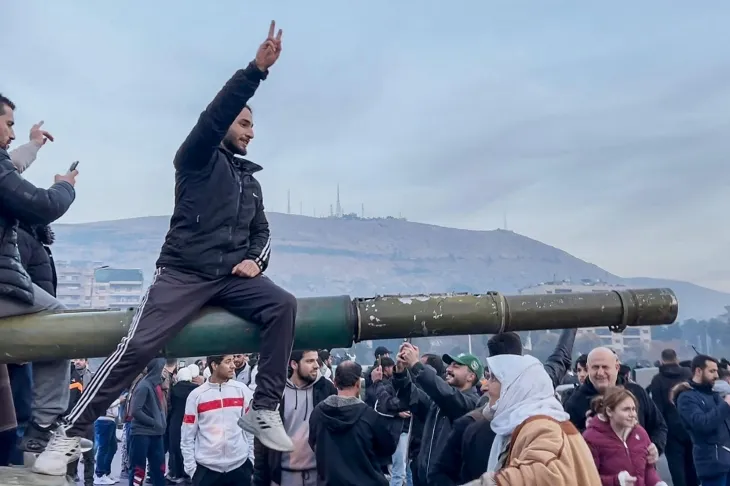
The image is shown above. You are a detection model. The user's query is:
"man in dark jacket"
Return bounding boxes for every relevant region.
[38,24,299,476]
[252,350,336,486]
[392,343,482,486]
[648,348,698,486]
[0,94,78,462]
[430,329,577,485]
[129,358,167,486]
[371,357,412,485]
[564,347,668,456]
[309,361,398,486]
[676,354,730,485]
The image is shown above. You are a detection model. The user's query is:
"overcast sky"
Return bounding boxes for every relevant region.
[5,2,730,292]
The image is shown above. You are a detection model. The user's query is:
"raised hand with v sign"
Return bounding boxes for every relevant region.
[254,20,283,72]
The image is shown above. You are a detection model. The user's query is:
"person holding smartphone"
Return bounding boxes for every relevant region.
[0,93,81,465]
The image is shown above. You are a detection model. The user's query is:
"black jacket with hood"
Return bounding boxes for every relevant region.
[647,363,692,443]
[252,375,336,486]
[0,148,74,304]
[564,376,668,452]
[17,224,56,297]
[130,358,167,436]
[308,395,399,486]
[156,62,272,277]
[392,362,480,485]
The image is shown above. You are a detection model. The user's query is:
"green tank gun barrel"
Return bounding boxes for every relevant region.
[0,288,677,363]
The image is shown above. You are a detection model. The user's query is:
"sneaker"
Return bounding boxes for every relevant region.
[94,474,115,485]
[238,408,294,452]
[30,428,93,476]
[18,421,55,453]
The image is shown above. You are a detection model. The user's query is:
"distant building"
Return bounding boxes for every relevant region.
[55,260,105,309]
[55,261,144,310]
[519,279,652,351]
[92,267,144,310]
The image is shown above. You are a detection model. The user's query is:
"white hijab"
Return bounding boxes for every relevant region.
[484,354,569,472]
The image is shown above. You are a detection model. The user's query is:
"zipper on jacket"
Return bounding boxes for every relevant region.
[219,382,227,468]
[425,408,439,474]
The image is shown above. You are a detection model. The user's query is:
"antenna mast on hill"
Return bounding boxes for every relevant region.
[287,190,291,214]
[336,184,342,217]
[361,203,364,218]
[503,210,508,231]
[299,201,303,216]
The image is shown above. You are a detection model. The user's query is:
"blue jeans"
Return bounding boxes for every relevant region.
[95,419,118,477]
[390,432,412,486]
[129,434,165,486]
[703,473,730,486]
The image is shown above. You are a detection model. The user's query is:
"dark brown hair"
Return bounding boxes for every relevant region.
[590,386,638,416]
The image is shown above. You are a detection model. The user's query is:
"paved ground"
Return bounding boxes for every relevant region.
[70,446,676,486]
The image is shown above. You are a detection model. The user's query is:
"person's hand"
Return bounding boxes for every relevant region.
[232,259,261,278]
[399,343,420,368]
[254,21,283,72]
[646,443,659,464]
[397,411,411,419]
[618,471,637,486]
[370,365,383,383]
[55,169,78,186]
[29,121,53,146]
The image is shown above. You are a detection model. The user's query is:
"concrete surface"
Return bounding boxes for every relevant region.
[0,467,74,486]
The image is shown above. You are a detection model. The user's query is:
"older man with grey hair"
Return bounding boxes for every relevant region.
[564,346,668,462]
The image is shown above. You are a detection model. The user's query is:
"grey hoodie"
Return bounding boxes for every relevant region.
[131,358,167,436]
[281,375,319,472]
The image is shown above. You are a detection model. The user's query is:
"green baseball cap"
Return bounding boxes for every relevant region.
[442,353,484,378]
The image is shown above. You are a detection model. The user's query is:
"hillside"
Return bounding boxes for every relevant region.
[51,214,729,319]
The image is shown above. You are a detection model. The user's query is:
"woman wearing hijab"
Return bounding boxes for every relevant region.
[462,354,600,486]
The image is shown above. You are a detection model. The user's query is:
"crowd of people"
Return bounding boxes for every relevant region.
[2,16,730,486]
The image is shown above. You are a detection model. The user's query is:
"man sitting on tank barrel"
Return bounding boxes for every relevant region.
[32,21,298,477]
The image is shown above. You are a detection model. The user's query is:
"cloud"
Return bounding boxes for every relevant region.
[4,1,730,292]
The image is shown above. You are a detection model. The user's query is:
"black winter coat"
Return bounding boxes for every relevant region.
[156,62,272,277]
[647,363,692,443]
[17,224,56,297]
[0,148,74,304]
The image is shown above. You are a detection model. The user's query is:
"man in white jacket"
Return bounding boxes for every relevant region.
[181,355,255,486]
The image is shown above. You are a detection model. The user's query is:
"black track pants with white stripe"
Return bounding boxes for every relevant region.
[64,267,297,436]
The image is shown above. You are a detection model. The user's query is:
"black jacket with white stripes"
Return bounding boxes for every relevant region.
[157,62,271,277]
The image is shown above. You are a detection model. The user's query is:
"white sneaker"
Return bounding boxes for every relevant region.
[94,475,115,485]
[238,408,294,452]
[30,428,92,476]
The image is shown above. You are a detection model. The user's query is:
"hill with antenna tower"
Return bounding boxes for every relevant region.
[50,212,729,321]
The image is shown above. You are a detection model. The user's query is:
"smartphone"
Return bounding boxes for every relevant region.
[69,161,79,172]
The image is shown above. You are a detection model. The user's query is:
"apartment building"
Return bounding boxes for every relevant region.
[518,279,652,351]
[55,260,144,310]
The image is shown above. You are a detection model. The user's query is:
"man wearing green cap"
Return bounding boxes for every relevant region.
[392,343,482,486]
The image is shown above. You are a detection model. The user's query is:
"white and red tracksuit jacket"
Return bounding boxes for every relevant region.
[180,379,254,476]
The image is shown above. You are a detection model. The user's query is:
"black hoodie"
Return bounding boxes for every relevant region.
[308,395,399,486]
[130,358,167,436]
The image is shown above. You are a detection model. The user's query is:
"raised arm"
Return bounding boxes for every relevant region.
[174,21,283,172]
